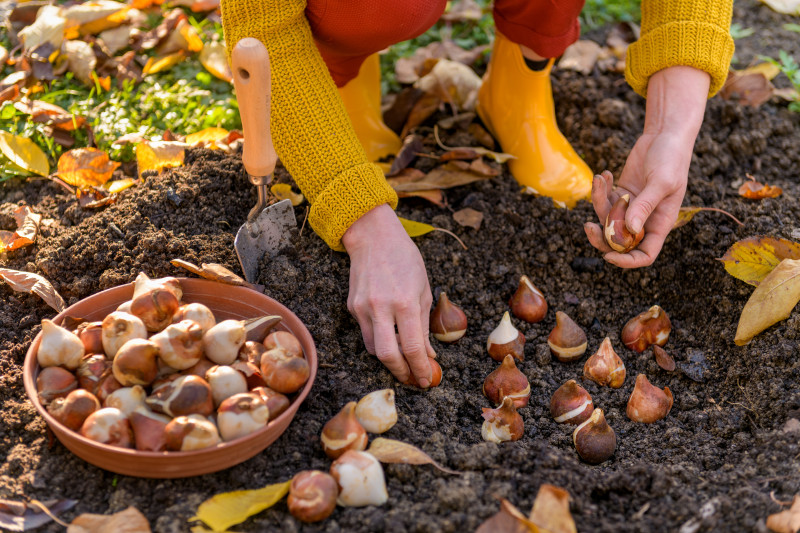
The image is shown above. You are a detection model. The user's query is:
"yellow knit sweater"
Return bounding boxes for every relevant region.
[220,0,734,250]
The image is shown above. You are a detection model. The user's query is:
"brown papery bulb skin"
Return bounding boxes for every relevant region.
[112,338,160,386]
[94,370,123,403]
[130,286,180,332]
[621,305,671,353]
[482,354,530,408]
[604,194,644,253]
[481,397,524,443]
[547,311,587,362]
[36,366,78,405]
[550,379,594,425]
[430,292,468,343]
[231,360,267,390]
[251,386,291,420]
[653,345,676,372]
[486,312,525,362]
[129,408,171,452]
[239,341,267,366]
[509,275,547,323]
[76,322,104,355]
[288,470,339,523]
[263,331,304,358]
[320,401,368,459]
[146,375,214,418]
[172,303,216,333]
[626,374,674,423]
[573,408,616,464]
[47,389,100,431]
[583,337,626,388]
[402,358,442,388]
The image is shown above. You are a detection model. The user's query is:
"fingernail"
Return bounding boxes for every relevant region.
[419,378,430,389]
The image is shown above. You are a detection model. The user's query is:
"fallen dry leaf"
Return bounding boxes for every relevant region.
[469,122,495,149]
[719,236,800,287]
[0,499,76,532]
[476,499,535,533]
[17,5,65,51]
[156,18,203,55]
[400,91,441,138]
[739,174,782,199]
[170,258,263,292]
[398,217,467,249]
[191,480,290,532]
[388,161,493,192]
[98,24,132,55]
[366,437,460,474]
[199,41,232,83]
[761,0,800,14]
[185,127,229,147]
[469,158,500,177]
[529,485,576,533]
[133,9,183,51]
[58,148,120,187]
[270,183,304,206]
[14,100,86,131]
[0,268,65,312]
[67,506,150,533]
[435,126,514,163]
[104,177,138,194]
[63,39,97,86]
[735,258,800,345]
[416,59,482,111]
[135,140,186,177]
[396,189,445,207]
[652,345,676,371]
[0,132,50,176]
[143,50,186,75]
[0,206,42,252]
[559,40,602,74]
[453,207,483,230]
[388,135,423,176]
[766,495,800,533]
[672,206,744,230]
[720,69,775,107]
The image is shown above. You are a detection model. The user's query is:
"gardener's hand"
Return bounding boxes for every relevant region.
[342,203,437,387]
[584,66,711,268]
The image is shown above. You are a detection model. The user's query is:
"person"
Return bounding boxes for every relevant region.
[219,0,734,388]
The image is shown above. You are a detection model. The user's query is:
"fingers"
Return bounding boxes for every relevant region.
[584,222,613,253]
[372,315,412,384]
[420,289,436,359]
[396,303,433,388]
[625,186,662,236]
[348,299,376,354]
[591,173,613,221]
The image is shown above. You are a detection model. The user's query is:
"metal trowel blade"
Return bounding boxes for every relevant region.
[234,198,296,283]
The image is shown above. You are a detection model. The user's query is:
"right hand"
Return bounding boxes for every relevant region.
[342,204,437,387]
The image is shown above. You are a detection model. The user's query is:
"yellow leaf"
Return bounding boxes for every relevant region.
[736,62,781,81]
[136,141,186,177]
[719,236,800,286]
[672,206,744,230]
[186,127,229,146]
[191,480,290,532]
[0,132,50,176]
[735,258,800,345]
[398,217,435,237]
[105,178,137,194]
[367,437,460,474]
[760,0,800,15]
[200,41,233,83]
[143,51,186,76]
[179,22,204,52]
[57,147,120,187]
[270,183,304,206]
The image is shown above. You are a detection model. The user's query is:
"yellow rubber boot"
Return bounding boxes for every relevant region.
[476,32,592,208]
[337,54,402,162]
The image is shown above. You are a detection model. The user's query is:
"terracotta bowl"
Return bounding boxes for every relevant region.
[23,278,317,478]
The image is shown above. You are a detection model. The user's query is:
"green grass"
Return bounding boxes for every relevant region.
[763,50,800,113]
[580,0,641,32]
[730,22,755,40]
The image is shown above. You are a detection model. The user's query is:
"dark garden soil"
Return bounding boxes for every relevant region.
[2,2,800,532]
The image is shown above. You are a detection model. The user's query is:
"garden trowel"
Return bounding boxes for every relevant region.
[231,38,296,284]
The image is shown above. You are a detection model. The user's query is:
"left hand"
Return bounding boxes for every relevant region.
[584,66,711,268]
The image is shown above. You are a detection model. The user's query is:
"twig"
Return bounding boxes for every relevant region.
[299,205,309,236]
[433,228,467,250]
[695,207,745,226]
[28,500,69,528]
[770,491,793,507]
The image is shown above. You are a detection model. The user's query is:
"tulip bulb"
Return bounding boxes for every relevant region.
[627,374,673,423]
[101,311,147,359]
[132,272,182,301]
[146,375,214,418]
[104,385,147,416]
[481,397,524,443]
[151,320,204,370]
[76,321,104,355]
[573,408,616,464]
[482,354,530,408]
[402,358,443,388]
[129,407,171,451]
[231,361,266,389]
[321,401,368,459]
[94,370,123,403]
[36,366,78,405]
[547,311,587,362]
[354,389,397,434]
[260,346,310,394]
[38,319,84,370]
[251,386,291,420]
[47,389,100,431]
[116,300,132,313]
[172,303,216,333]
[80,407,133,448]
[206,365,249,406]
[181,357,215,380]
[330,450,388,507]
[203,320,246,365]
[217,392,270,441]
[583,337,626,388]
[112,338,159,386]
[130,286,180,332]
[238,341,267,366]
[604,194,644,253]
[263,331,304,359]
[486,312,525,361]
[164,414,221,451]
[288,470,339,523]
[509,276,547,323]
[76,354,110,392]
[621,305,671,353]
[550,379,593,425]
[430,292,468,343]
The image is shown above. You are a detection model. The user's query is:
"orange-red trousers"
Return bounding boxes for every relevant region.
[306,0,586,87]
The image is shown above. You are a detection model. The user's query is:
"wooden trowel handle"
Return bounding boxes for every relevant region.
[232,38,277,178]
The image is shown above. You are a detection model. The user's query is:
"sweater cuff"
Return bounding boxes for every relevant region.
[309,163,399,251]
[625,21,734,98]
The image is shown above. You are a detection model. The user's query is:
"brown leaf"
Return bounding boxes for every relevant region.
[739,174,782,199]
[14,100,86,131]
[63,39,97,86]
[672,206,744,230]
[383,87,424,133]
[132,9,184,52]
[390,161,493,192]
[415,59,481,111]
[0,499,77,532]
[735,258,800,345]
[366,437,460,475]
[476,500,534,533]
[395,42,448,84]
[58,148,120,188]
[559,40,602,75]
[653,345,676,371]
[135,140,186,177]
[77,187,116,209]
[434,126,515,163]
[388,135,423,175]
[719,236,800,287]
[469,122,495,149]
[766,495,800,533]
[396,189,445,207]
[441,148,479,161]
[469,158,499,177]
[442,40,489,66]
[453,207,483,230]
[98,25,132,55]
[0,206,42,252]
[720,70,775,107]
[170,259,264,292]
[67,506,151,533]
[529,485,576,533]
[400,92,441,138]
[0,268,65,312]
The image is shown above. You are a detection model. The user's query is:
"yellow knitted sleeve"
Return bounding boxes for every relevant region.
[625,0,734,98]
[219,0,398,251]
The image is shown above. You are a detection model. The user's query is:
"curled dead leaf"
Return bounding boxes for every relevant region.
[529,485,577,533]
[199,41,232,83]
[435,126,514,163]
[396,189,445,207]
[68,506,151,533]
[0,268,65,312]
[14,100,86,131]
[185,127,229,147]
[453,207,483,230]
[739,174,782,199]
[366,437,460,474]
[135,140,186,177]
[719,236,800,287]
[170,258,263,292]
[559,40,602,75]
[0,499,76,532]
[57,148,120,188]
[389,161,494,192]
[415,59,482,111]
[0,206,42,252]
[720,69,775,107]
[766,495,800,533]
[388,135,423,176]
[270,183,304,206]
